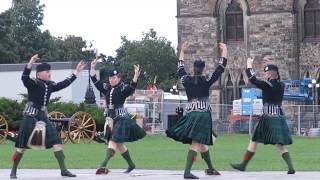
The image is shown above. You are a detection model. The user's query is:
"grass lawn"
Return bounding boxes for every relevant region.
[0,134,319,171]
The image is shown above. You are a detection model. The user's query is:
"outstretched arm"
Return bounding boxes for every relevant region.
[122,64,140,97]
[246,58,272,90]
[207,43,228,86]
[52,60,86,92]
[21,54,39,88]
[177,42,189,78]
[132,64,140,83]
[90,58,110,93]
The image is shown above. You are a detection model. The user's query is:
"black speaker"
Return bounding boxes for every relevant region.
[167,114,179,129]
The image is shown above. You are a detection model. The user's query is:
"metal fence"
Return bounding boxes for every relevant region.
[124,101,320,136]
[211,104,320,136]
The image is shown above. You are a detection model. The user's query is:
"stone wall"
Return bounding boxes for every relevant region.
[177,0,320,104]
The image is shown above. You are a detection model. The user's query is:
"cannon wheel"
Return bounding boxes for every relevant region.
[48,112,69,144]
[68,112,96,144]
[0,115,8,144]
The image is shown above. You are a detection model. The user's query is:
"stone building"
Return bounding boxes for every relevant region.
[177,0,320,104]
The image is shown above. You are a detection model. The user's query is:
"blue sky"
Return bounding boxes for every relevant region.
[0,0,178,56]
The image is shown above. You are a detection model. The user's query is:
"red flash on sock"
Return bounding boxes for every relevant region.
[12,153,17,162]
[243,154,251,161]
[192,155,197,162]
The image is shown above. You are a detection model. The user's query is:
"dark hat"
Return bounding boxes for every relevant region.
[193,59,205,68]
[36,63,51,73]
[109,68,121,77]
[264,64,278,72]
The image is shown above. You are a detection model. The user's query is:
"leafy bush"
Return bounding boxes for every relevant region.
[0,98,24,130]
[0,98,105,131]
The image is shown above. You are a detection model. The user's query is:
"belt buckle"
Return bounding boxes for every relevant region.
[109,104,114,110]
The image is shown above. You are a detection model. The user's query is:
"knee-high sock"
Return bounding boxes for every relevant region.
[282,152,294,171]
[54,150,67,171]
[121,150,135,168]
[201,150,214,170]
[184,149,197,175]
[240,150,255,167]
[11,151,23,174]
[100,148,115,168]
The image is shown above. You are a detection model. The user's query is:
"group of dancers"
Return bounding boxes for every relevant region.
[10,42,294,179]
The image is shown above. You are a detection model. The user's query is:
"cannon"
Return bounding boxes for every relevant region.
[0,114,9,144]
[49,111,96,144]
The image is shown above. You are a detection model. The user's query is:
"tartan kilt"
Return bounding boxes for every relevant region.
[111,115,146,143]
[15,111,61,149]
[166,111,214,145]
[252,114,292,145]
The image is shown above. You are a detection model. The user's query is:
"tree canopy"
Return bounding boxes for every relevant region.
[99,29,178,91]
[0,1,179,91]
[0,0,87,63]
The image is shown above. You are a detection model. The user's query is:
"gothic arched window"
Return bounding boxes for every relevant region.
[226,74,234,105]
[305,71,310,78]
[226,0,244,42]
[304,0,320,40]
[238,74,246,98]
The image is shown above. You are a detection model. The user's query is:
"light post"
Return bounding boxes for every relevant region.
[82,42,96,104]
[308,79,320,128]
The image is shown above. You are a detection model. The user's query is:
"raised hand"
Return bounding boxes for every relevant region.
[262,55,273,66]
[247,57,254,69]
[76,60,86,71]
[90,58,99,76]
[73,60,86,76]
[181,42,189,52]
[133,64,141,82]
[27,54,40,68]
[218,43,227,58]
[91,58,99,69]
[179,42,189,61]
[134,64,141,77]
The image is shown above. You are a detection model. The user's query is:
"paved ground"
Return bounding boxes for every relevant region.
[0,169,319,180]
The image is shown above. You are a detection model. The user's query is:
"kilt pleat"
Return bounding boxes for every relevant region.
[166,111,214,145]
[111,115,146,143]
[252,114,292,145]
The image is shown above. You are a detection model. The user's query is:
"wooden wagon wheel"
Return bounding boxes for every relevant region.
[0,115,9,144]
[48,111,69,144]
[68,111,96,144]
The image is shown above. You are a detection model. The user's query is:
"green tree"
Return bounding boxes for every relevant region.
[0,0,87,63]
[115,29,178,91]
[59,35,86,61]
[0,9,19,63]
[10,0,45,62]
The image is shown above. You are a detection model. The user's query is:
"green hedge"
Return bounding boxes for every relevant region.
[0,98,24,130]
[0,98,105,131]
